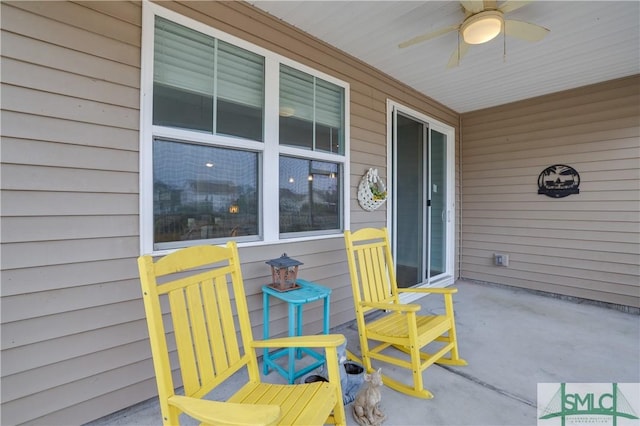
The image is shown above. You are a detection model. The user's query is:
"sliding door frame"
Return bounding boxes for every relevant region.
[386,100,456,302]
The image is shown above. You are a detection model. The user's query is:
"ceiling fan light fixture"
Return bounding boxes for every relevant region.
[461,10,503,45]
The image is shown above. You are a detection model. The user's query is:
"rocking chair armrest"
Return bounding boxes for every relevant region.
[360,301,420,312]
[168,395,280,426]
[252,334,346,349]
[397,287,458,295]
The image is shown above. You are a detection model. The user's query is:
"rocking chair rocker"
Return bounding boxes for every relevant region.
[344,227,467,399]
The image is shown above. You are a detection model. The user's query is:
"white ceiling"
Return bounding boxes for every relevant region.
[252,1,640,113]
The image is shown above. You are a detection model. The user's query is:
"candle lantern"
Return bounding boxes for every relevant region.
[266,253,303,292]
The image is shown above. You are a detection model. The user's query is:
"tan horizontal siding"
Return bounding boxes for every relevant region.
[9,1,141,46]
[1,216,138,243]
[0,0,458,424]
[463,209,638,222]
[463,247,638,276]
[1,165,138,193]
[462,263,637,296]
[463,115,639,152]
[460,75,640,308]
[2,84,139,129]
[2,298,144,350]
[73,0,142,25]
[1,192,139,216]
[2,279,142,323]
[462,75,639,125]
[463,200,638,213]
[463,272,637,307]
[1,358,154,426]
[462,225,639,246]
[463,188,639,203]
[2,3,140,66]
[461,217,636,233]
[1,320,149,376]
[1,259,138,296]
[2,339,151,404]
[1,31,140,88]
[28,379,159,426]
[464,140,639,172]
[2,237,139,270]
[2,111,139,150]
[462,248,637,288]
[2,138,138,171]
[2,58,139,108]
[463,93,638,138]
[1,2,145,424]
[463,125,639,158]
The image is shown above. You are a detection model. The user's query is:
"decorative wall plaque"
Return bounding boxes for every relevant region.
[538,164,580,198]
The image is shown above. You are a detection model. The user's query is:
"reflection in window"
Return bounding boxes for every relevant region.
[143,11,348,251]
[153,17,264,140]
[153,139,259,248]
[279,156,340,234]
[279,65,344,154]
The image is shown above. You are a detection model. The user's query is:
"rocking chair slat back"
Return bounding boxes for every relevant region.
[348,229,399,310]
[344,227,467,400]
[139,242,347,425]
[143,244,252,400]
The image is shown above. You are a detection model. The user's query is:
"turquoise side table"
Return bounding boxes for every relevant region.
[262,279,331,384]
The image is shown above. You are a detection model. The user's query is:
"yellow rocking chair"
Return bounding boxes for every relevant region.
[138,242,346,425]
[344,227,467,399]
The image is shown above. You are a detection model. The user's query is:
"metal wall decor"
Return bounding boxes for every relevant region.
[537,164,580,198]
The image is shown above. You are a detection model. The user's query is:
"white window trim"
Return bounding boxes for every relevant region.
[139,1,350,255]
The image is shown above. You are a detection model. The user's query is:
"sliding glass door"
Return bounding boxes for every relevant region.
[429,129,447,278]
[391,103,455,289]
[395,114,425,287]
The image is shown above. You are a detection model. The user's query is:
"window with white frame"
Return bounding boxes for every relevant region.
[140,5,349,253]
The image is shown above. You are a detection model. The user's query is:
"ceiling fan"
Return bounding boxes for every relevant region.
[398,0,550,68]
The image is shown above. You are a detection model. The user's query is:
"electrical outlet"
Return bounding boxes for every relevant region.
[494,253,509,267]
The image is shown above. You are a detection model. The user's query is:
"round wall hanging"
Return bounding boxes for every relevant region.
[537,164,580,198]
[357,168,387,211]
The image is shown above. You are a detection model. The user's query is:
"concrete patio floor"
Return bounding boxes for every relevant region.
[86,280,640,426]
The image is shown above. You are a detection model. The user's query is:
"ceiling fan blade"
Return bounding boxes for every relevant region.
[398,24,459,48]
[504,19,550,42]
[498,1,532,14]
[447,41,470,68]
[460,1,485,14]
